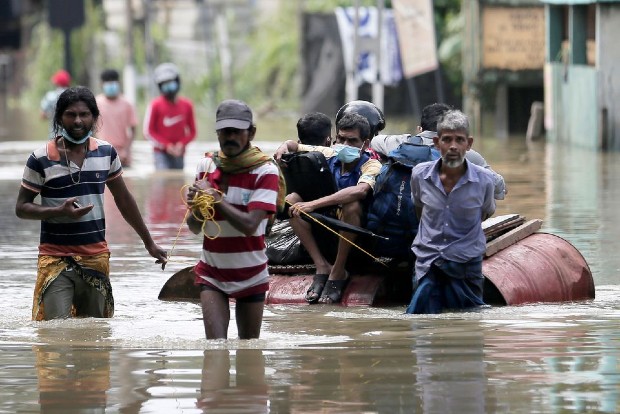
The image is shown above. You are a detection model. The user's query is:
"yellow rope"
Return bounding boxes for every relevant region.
[167,186,387,268]
[181,184,224,239]
[167,185,224,263]
[286,200,388,267]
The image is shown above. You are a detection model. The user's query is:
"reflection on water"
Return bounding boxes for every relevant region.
[1,313,619,412]
[0,137,620,413]
[198,349,268,412]
[35,326,112,413]
[412,320,486,413]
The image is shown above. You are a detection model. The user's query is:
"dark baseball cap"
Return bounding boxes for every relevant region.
[215,99,253,130]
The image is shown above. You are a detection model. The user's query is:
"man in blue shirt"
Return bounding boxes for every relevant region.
[274,113,382,304]
[406,110,496,314]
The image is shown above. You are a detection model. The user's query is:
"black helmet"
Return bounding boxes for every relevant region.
[335,100,386,136]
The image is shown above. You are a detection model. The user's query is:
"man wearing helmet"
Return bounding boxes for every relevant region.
[274,111,382,304]
[143,63,197,169]
[336,99,386,138]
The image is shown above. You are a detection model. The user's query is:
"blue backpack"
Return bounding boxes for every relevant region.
[366,136,439,258]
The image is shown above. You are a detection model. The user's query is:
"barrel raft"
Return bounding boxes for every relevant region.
[159,232,595,307]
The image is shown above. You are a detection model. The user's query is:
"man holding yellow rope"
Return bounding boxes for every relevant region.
[186,100,285,340]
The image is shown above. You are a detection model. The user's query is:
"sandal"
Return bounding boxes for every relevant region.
[305,274,329,304]
[318,279,348,304]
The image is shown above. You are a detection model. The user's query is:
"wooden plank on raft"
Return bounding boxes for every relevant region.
[483,214,526,240]
[482,214,521,231]
[485,219,543,257]
[485,220,527,240]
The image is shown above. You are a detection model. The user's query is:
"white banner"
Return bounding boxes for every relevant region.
[335,7,403,86]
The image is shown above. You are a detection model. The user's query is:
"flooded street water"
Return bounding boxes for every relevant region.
[0,133,619,413]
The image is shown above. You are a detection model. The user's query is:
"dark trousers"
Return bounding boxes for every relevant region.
[406,257,486,314]
[42,268,106,320]
[154,151,184,170]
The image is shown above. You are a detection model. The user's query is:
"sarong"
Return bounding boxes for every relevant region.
[32,253,113,321]
[406,257,485,314]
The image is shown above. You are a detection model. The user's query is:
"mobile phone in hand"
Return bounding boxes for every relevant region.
[72,201,82,208]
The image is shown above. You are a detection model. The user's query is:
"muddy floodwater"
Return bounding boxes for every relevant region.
[0,135,618,413]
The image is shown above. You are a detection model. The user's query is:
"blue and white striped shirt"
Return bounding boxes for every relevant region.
[21,137,122,256]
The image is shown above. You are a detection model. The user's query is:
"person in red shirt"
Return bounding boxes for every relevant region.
[41,69,71,138]
[143,63,197,169]
[186,100,284,339]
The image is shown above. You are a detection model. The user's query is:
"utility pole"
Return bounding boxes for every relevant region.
[345,0,385,109]
[345,0,360,103]
[372,0,384,110]
[214,3,234,98]
[48,0,85,77]
[143,0,157,99]
[124,0,137,105]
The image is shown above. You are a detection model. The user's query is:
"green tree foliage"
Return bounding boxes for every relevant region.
[232,2,300,112]
[434,0,463,101]
[20,0,106,111]
[193,3,301,113]
[223,0,463,111]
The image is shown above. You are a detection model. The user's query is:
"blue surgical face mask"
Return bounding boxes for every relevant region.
[160,80,179,94]
[61,127,93,145]
[332,143,361,163]
[102,81,120,98]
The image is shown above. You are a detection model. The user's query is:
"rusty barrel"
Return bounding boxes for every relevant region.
[482,232,595,305]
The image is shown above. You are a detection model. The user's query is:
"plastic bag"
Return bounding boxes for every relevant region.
[266,220,311,265]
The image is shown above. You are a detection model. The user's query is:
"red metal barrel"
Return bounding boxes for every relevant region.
[482,232,595,305]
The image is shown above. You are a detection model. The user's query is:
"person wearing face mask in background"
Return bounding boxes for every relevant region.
[95,69,138,167]
[143,62,197,170]
[274,113,381,304]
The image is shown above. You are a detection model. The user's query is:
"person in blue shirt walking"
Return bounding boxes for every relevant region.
[406,109,496,314]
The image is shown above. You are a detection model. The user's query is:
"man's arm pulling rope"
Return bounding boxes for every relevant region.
[287,200,388,267]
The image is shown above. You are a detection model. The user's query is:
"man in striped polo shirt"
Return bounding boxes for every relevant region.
[16,86,168,321]
[186,99,284,340]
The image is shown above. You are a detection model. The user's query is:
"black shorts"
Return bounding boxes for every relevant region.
[311,202,374,269]
[199,284,265,303]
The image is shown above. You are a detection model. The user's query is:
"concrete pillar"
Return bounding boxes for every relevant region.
[494,83,508,139]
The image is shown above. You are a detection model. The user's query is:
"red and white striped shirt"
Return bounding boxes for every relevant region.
[193,155,279,298]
